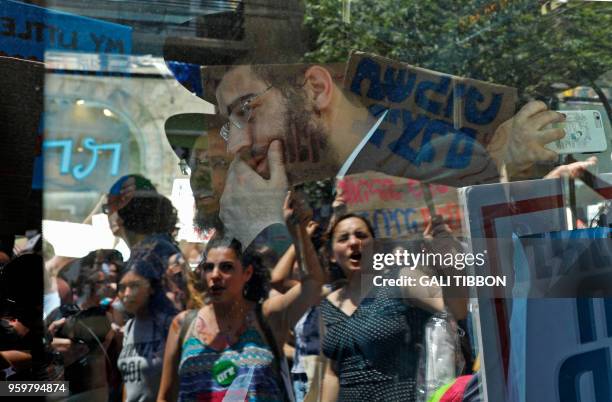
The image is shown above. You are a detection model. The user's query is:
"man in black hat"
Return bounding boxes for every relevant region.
[165,114,232,236]
[164,31,566,247]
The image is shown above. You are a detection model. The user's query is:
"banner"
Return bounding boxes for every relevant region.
[0,0,132,61]
[199,54,518,187]
[344,51,517,186]
[338,171,461,238]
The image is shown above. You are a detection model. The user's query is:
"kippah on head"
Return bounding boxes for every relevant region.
[108,174,156,196]
[106,174,158,214]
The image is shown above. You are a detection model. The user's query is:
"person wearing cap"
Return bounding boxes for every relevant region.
[103,174,183,281]
[104,175,178,246]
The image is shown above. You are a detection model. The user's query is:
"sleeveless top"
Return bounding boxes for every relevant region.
[178,310,285,402]
[321,283,432,402]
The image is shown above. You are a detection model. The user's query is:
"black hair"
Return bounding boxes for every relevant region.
[202,237,270,303]
[124,250,178,319]
[324,214,376,287]
[329,213,376,241]
[118,193,178,236]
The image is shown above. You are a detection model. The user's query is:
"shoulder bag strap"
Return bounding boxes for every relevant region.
[179,309,198,349]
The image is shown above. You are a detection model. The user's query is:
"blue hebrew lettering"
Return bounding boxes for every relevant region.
[444,126,476,169]
[443,84,466,119]
[368,108,401,148]
[372,209,392,237]
[415,76,451,116]
[415,119,447,165]
[387,110,430,164]
[390,208,418,234]
[464,86,503,125]
[558,348,612,402]
[43,139,73,174]
[350,57,384,101]
[72,137,121,180]
[369,104,388,118]
[370,129,386,148]
[382,67,417,103]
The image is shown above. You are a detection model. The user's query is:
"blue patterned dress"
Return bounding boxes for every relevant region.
[178,311,285,402]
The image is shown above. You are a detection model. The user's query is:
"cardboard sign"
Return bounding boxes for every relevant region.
[344,51,517,186]
[0,0,132,61]
[338,171,461,238]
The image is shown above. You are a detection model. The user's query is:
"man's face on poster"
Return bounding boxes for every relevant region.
[215,65,330,181]
[190,130,231,231]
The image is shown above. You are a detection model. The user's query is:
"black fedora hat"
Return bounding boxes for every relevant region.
[164,113,226,165]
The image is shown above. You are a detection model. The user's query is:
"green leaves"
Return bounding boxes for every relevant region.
[304,0,611,102]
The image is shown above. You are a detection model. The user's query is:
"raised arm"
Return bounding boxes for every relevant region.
[264,192,324,340]
[269,245,299,293]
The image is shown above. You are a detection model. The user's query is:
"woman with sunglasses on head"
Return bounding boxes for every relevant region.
[320,212,445,402]
[117,249,178,402]
[157,191,325,402]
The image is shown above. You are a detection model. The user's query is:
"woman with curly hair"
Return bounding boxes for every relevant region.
[158,192,325,402]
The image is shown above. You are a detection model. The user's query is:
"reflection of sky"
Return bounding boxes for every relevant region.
[44,101,135,193]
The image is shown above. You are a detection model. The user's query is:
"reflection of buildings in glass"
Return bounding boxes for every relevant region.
[39,1,307,235]
[42,1,305,60]
[43,53,213,223]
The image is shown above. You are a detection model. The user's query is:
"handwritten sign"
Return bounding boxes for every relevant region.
[344,51,517,186]
[339,171,462,238]
[0,0,131,61]
[199,55,515,187]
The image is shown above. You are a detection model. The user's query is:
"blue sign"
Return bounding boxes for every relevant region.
[0,0,132,61]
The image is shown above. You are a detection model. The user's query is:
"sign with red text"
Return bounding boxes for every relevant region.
[339,171,462,239]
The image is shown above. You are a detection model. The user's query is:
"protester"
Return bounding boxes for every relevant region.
[189,127,232,236]
[104,174,185,305]
[320,213,435,402]
[117,249,178,402]
[270,217,326,402]
[46,258,116,401]
[157,191,325,402]
[104,174,181,262]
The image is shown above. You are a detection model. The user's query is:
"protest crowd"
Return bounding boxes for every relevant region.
[1,2,610,402]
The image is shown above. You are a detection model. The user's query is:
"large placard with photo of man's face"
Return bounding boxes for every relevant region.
[201,52,517,190]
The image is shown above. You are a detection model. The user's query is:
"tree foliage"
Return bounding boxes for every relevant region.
[304,0,612,101]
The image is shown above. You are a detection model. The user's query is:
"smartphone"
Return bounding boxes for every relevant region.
[545,110,607,154]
